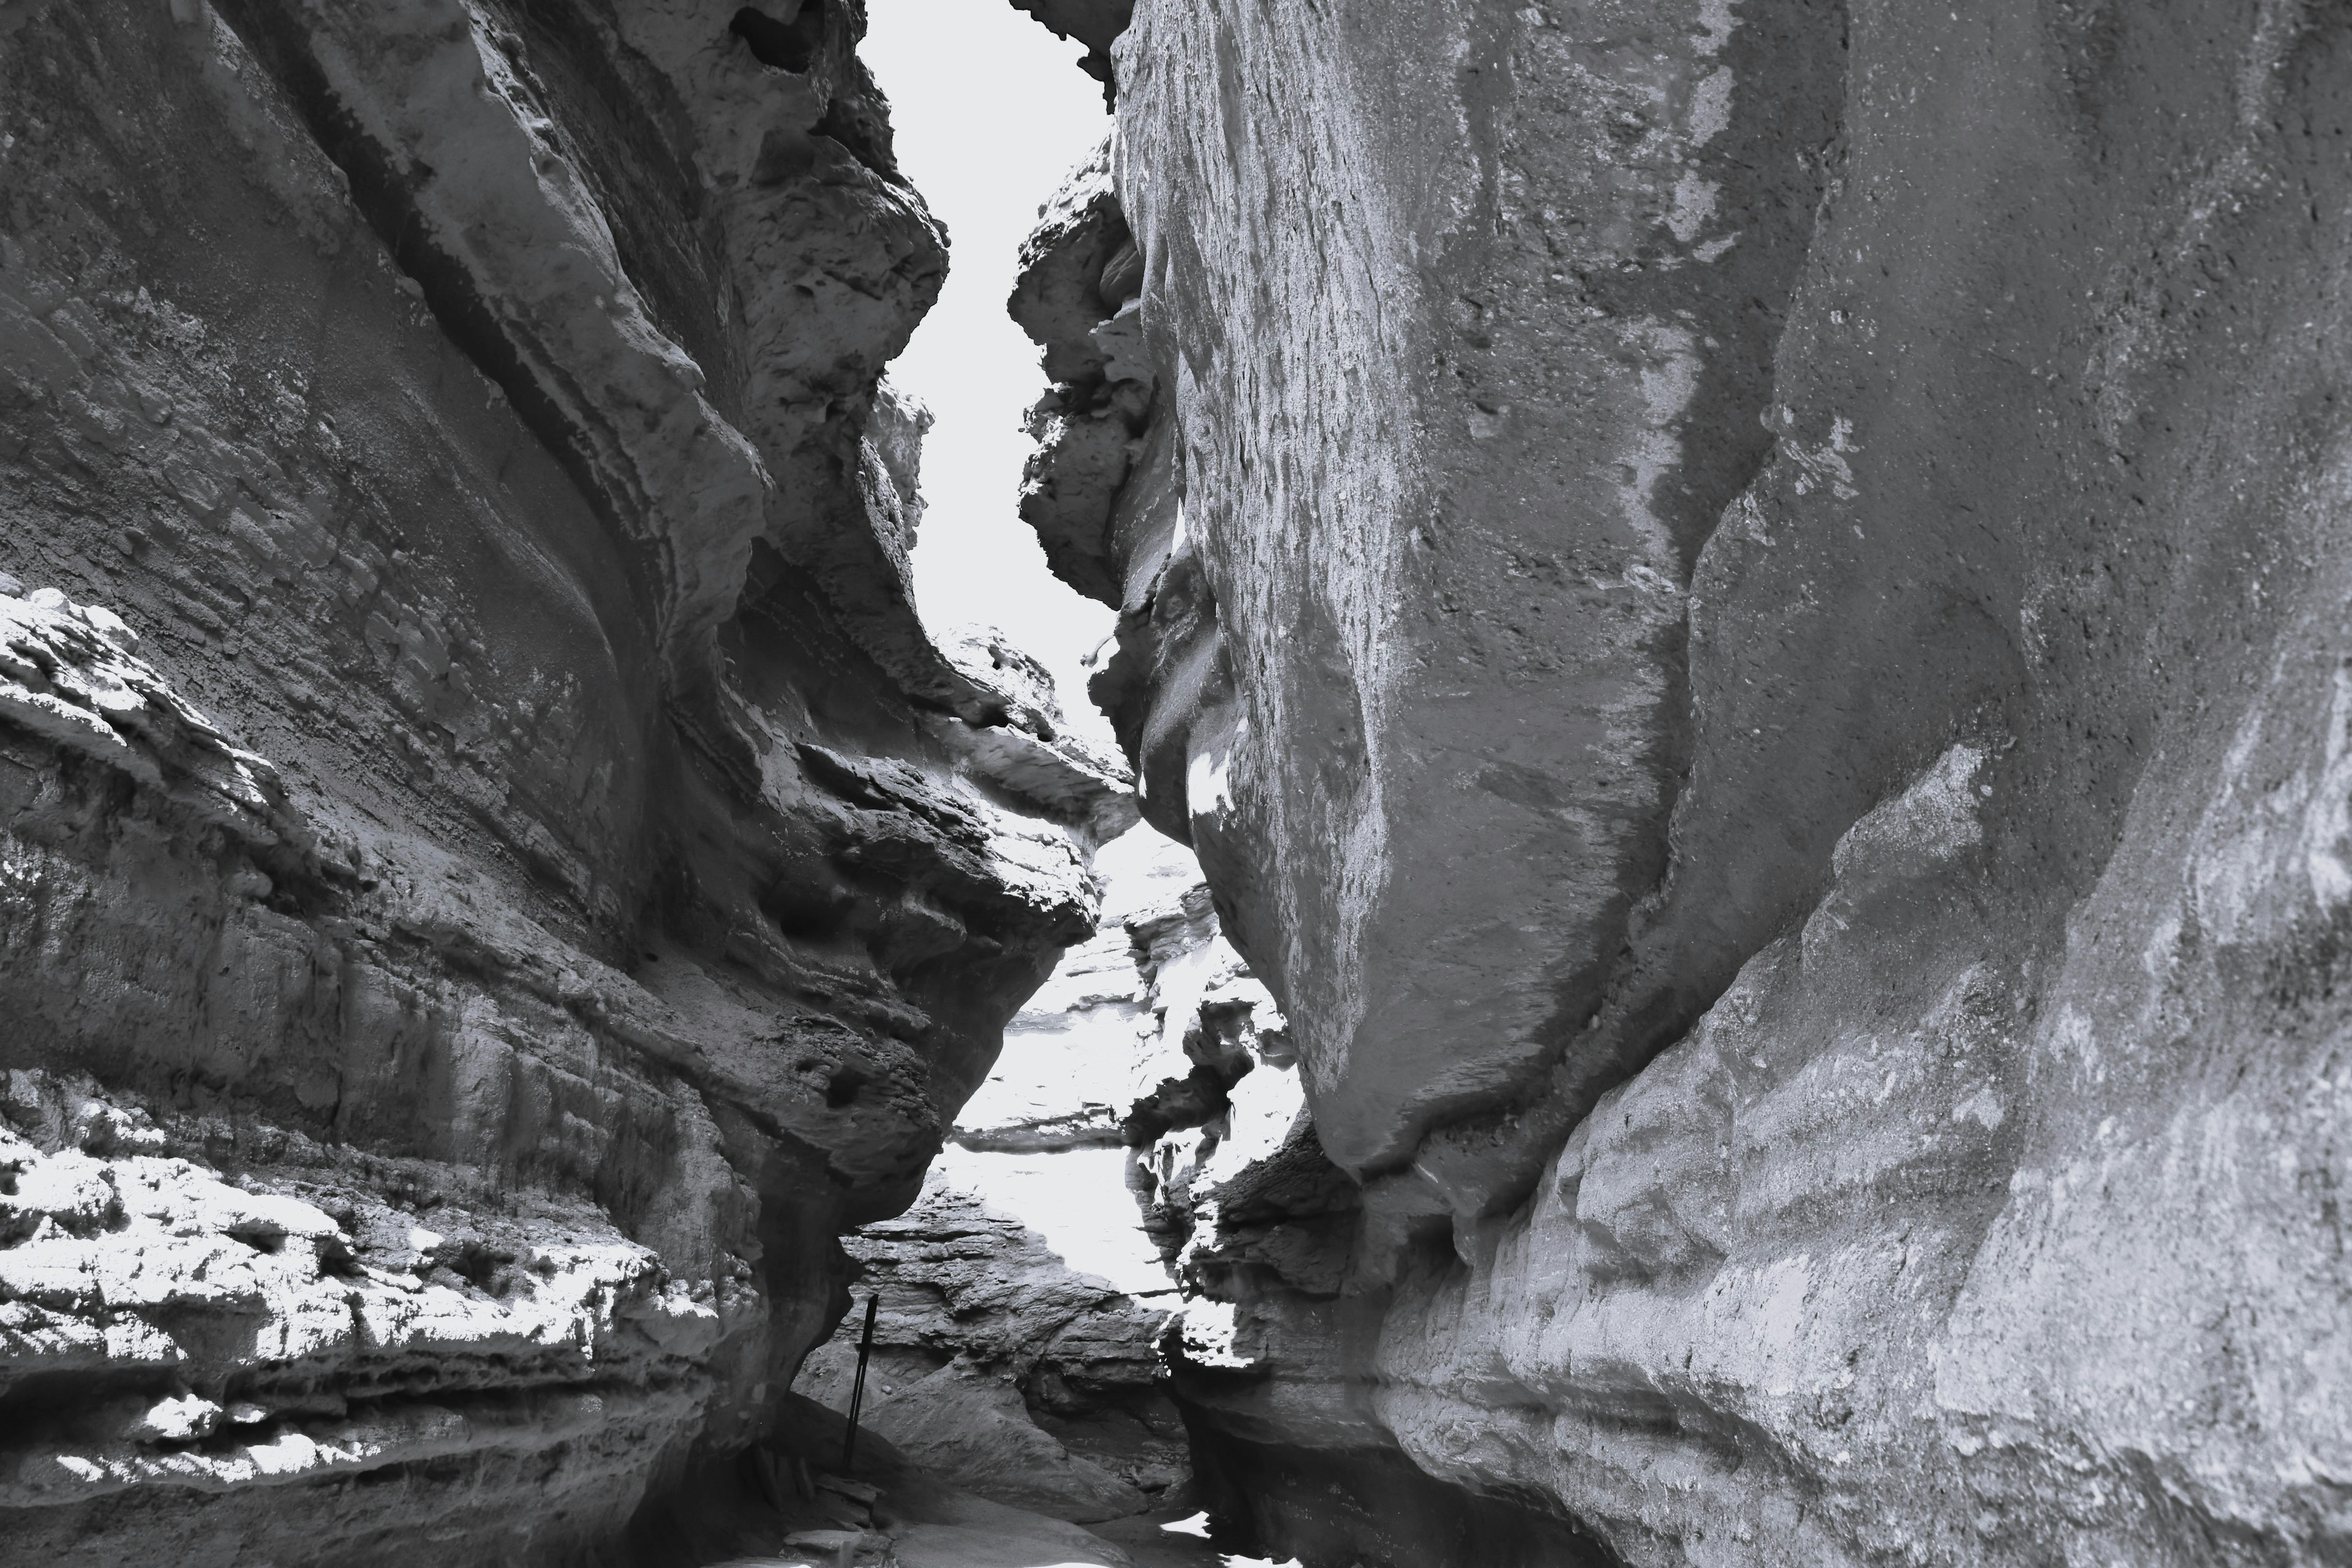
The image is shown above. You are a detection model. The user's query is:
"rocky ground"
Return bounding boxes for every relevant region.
[645,1390,1235,1568]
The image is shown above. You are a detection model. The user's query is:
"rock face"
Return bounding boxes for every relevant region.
[16,0,2352,1560]
[1016,0,2352,1564]
[796,826,1298,1530]
[797,1180,1173,1524]
[0,3,1129,1562]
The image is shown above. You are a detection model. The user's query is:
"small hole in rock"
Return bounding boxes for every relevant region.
[730,2,825,74]
[824,1066,867,1109]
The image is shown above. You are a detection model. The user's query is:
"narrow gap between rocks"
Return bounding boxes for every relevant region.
[759,7,1299,1568]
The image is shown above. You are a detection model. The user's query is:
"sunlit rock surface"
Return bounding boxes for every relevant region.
[0,3,1128,1562]
[798,1178,1171,1525]
[796,825,1303,1531]
[1017,0,2352,1563]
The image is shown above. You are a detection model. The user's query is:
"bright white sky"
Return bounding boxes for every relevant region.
[863,1,1119,745]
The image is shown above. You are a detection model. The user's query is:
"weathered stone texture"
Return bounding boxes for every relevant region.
[0,2,1125,1562]
[796,828,1299,1531]
[797,1180,1175,1524]
[1028,0,2352,1562]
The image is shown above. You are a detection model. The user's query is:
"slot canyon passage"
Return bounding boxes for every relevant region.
[5,0,2352,1563]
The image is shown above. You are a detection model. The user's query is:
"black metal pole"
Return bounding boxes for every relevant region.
[840,1293,878,1474]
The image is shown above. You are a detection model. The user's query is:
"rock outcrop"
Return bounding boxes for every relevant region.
[1016,1,2352,1564]
[797,1180,1175,1523]
[0,3,1127,1562]
[795,826,1300,1531]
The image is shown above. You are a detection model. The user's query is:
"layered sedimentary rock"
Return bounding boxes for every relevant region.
[797,1180,1175,1523]
[0,3,1129,1562]
[1017,0,2352,1563]
[797,827,1300,1529]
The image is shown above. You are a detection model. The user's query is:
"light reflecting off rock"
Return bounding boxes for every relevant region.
[929,1145,1169,1298]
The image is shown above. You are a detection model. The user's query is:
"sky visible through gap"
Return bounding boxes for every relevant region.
[845,31,1306,1563]
[862,1,1119,747]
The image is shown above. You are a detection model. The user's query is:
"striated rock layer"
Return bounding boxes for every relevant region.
[1016,0,2352,1564]
[795,826,1296,1529]
[0,3,1129,1564]
[797,1178,1177,1525]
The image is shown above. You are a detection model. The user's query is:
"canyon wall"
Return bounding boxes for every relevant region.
[1022,0,2352,1563]
[0,2,1130,1563]
[10,0,2350,1561]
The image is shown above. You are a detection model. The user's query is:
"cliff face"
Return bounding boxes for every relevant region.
[15,0,2352,1559]
[0,3,1128,1562]
[1023,0,2352,1563]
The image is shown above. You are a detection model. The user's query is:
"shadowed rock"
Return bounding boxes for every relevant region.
[0,2,1124,1561]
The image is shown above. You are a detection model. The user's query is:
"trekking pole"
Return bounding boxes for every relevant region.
[840,1294,878,1473]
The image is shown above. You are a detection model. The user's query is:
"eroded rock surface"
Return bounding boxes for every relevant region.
[794,827,1305,1529]
[1,1069,718,1553]
[799,1180,1172,1523]
[0,3,1124,1562]
[1016,0,2352,1564]
[15,0,2352,1558]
